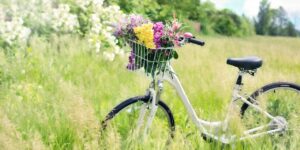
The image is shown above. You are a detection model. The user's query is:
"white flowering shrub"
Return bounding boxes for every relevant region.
[0,0,124,61]
[1,0,51,35]
[50,4,79,33]
[72,0,125,61]
[0,5,31,54]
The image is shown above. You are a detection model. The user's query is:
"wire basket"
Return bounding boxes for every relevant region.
[127,40,175,77]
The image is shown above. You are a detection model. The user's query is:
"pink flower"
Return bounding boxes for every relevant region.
[172,21,181,32]
[174,39,180,46]
[174,33,181,46]
[184,32,193,38]
[168,31,174,37]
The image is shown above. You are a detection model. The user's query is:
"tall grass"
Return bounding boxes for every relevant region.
[0,35,299,149]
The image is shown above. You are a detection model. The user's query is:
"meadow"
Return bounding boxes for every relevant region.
[0,35,300,149]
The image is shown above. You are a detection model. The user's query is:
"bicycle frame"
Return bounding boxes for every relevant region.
[140,65,283,144]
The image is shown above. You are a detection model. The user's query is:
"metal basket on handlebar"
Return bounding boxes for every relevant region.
[127,40,174,77]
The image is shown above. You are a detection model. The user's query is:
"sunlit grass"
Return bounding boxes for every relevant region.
[0,35,299,149]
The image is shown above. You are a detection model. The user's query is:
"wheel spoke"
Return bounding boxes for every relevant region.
[101,97,174,147]
[241,84,300,148]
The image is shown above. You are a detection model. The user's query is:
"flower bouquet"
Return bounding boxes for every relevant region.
[113,15,183,76]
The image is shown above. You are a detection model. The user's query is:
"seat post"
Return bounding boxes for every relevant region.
[236,70,244,85]
[229,70,245,105]
[224,70,245,131]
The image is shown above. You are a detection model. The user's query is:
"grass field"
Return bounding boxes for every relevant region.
[0,35,299,149]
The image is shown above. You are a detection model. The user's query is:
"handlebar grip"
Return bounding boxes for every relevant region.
[188,38,205,46]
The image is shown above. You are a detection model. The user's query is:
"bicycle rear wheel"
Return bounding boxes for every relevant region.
[101,95,175,147]
[240,82,300,149]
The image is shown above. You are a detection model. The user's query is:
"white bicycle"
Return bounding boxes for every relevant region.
[101,37,300,146]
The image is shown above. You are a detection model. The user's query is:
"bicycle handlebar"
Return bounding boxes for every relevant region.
[179,36,205,46]
[187,38,205,46]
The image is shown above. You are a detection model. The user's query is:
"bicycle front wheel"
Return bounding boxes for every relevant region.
[101,95,175,147]
[240,82,300,149]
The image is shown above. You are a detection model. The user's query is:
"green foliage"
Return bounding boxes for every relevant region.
[69,3,93,36]
[212,9,244,36]
[191,1,216,35]
[255,0,272,35]
[107,0,255,37]
[286,22,298,37]
[108,0,162,20]
[255,0,298,37]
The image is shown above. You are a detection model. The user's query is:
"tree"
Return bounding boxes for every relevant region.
[210,9,254,36]
[286,21,297,37]
[255,1,298,37]
[212,9,238,36]
[255,0,272,35]
[269,7,289,36]
[194,1,217,34]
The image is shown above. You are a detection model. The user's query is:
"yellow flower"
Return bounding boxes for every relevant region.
[134,23,155,49]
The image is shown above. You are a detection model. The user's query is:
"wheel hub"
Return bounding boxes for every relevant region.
[269,116,288,134]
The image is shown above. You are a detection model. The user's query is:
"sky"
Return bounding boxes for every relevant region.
[204,0,300,29]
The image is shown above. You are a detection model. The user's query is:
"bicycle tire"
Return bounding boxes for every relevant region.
[101,95,175,140]
[240,82,300,115]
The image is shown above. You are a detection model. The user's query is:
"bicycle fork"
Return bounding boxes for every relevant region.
[135,80,163,138]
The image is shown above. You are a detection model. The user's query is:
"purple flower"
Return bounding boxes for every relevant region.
[113,26,123,37]
[113,15,149,39]
[126,50,140,70]
[129,15,149,28]
[153,22,164,48]
[128,51,135,63]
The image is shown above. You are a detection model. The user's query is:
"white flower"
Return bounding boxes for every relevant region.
[75,0,91,10]
[60,4,70,12]
[92,0,104,6]
[64,14,79,31]
[18,27,31,42]
[1,0,124,62]
[114,46,125,56]
[103,51,115,61]
[49,4,79,33]
[95,41,101,53]
[0,15,31,46]
[88,38,93,43]
[91,14,100,23]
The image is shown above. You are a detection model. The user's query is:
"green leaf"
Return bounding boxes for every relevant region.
[173,51,179,59]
